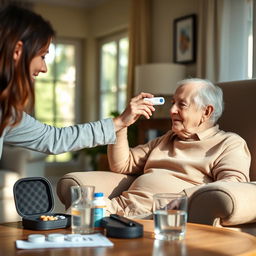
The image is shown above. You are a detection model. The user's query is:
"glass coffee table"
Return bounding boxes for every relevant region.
[0,220,256,256]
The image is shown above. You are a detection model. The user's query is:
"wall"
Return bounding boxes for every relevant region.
[34,0,130,123]
[34,3,89,38]
[34,2,89,127]
[34,0,198,123]
[85,0,131,122]
[151,0,199,76]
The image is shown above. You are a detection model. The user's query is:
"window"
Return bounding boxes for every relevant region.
[98,33,129,119]
[35,39,81,162]
[247,0,253,78]
[219,0,253,81]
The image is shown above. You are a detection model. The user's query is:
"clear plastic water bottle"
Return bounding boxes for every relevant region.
[93,192,106,231]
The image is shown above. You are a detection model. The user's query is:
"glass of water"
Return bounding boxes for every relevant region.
[153,193,188,241]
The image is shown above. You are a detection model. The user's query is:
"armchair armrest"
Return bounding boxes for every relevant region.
[185,181,256,226]
[57,171,137,210]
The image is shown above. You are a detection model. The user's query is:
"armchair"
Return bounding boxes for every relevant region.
[186,79,256,235]
[57,79,256,235]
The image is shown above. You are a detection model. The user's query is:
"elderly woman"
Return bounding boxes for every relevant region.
[106,78,251,217]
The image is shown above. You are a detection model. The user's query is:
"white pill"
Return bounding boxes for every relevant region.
[144,97,165,105]
[66,234,83,242]
[28,234,46,243]
[48,233,65,242]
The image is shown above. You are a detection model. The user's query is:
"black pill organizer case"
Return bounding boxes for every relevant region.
[13,177,71,230]
[102,216,143,238]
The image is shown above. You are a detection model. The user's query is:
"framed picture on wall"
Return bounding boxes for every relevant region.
[173,14,196,64]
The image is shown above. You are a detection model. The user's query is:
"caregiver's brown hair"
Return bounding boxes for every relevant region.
[0,4,55,136]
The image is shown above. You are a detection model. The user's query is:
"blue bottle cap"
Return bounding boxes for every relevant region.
[94,192,104,197]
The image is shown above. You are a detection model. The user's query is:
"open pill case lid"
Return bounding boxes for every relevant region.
[13,177,70,230]
[13,177,54,217]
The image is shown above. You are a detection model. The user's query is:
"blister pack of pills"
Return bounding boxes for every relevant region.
[16,233,113,249]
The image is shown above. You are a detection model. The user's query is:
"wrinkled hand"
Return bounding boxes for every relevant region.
[113,92,155,131]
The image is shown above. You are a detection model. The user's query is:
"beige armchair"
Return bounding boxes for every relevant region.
[57,79,256,235]
[186,79,256,235]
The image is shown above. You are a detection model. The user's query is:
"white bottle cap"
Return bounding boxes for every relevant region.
[47,233,65,243]
[28,234,46,243]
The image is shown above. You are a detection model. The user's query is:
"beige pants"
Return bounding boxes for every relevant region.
[57,170,196,217]
[106,169,195,217]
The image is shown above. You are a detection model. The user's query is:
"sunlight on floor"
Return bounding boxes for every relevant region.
[0,198,20,223]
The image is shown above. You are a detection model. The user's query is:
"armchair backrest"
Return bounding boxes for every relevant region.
[217,79,256,181]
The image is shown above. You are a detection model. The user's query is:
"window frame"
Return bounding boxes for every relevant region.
[97,31,129,119]
[253,0,256,77]
[35,37,83,163]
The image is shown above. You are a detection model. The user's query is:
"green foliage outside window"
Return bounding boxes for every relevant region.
[35,42,76,162]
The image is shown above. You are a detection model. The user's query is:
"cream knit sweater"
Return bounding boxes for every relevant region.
[107,125,250,216]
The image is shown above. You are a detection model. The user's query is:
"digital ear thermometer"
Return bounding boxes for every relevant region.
[144,97,165,105]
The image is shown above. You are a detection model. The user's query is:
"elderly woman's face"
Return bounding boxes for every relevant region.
[170,83,207,139]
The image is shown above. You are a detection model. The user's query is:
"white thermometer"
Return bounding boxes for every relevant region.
[144,97,165,105]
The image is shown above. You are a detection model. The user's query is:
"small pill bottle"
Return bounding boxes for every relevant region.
[93,192,106,231]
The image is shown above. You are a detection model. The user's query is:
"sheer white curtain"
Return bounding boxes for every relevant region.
[219,0,251,82]
[197,0,252,82]
[127,0,151,100]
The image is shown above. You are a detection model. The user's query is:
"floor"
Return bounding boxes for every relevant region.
[0,176,65,223]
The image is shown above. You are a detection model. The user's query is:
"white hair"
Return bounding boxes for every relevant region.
[176,78,224,124]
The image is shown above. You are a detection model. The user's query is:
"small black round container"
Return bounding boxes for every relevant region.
[102,216,143,239]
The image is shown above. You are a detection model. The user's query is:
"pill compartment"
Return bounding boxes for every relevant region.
[13,177,71,230]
